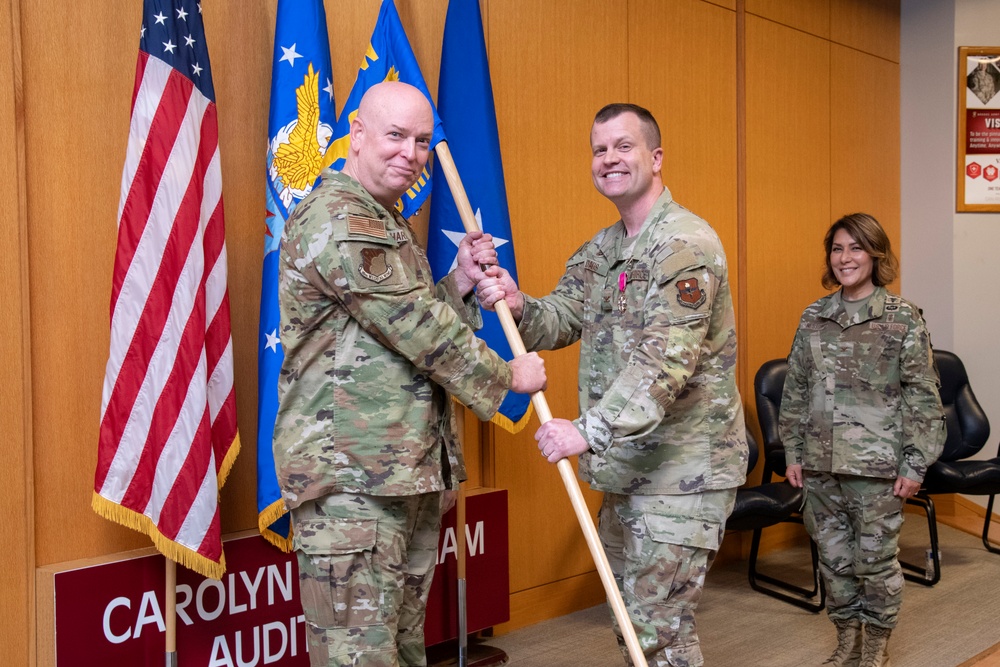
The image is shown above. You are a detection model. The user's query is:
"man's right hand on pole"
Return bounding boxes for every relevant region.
[508,352,546,394]
[476,266,525,321]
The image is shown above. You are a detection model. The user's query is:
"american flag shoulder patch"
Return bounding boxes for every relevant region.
[348,215,387,239]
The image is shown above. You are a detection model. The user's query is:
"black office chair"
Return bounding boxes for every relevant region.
[733,358,825,612]
[728,426,825,612]
[900,349,997,586]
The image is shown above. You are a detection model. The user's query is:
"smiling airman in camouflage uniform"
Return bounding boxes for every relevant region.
[477,103,748,667]
[779,213,945,667]
[275,82,546,667]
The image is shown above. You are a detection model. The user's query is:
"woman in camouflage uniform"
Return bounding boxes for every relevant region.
[778,213,945,667]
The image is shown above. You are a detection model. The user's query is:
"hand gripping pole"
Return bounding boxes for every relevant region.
[435,141,649,667]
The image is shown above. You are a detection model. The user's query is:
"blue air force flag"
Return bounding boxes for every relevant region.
[257,0,335,551]
[427,0,532,432]
[320,0,445,219]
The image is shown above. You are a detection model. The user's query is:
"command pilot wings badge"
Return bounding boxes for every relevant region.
[269,63,333,210]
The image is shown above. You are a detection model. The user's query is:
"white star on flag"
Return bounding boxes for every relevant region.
[163,40,176,54]
[265,330,281,353]
[280,43,302,67]
[184,34,196,47]
[324,78,334,102]
[439,208,508,272]
[176,7,188,20]
[153,11,167,25]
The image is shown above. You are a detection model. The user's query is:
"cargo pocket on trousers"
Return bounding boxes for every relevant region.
[634,513,722,605]
[296,517,382,629]
[860,487,904,554]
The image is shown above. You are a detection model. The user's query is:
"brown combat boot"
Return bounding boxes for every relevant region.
[859,625,892,667]
[822,618,862,666]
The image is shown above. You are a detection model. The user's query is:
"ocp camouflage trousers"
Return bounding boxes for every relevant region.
[598,490,735,667]
[803,472,905,629]
[291,491,443,667]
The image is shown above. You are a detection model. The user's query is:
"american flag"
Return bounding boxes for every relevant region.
[93,0,239,581]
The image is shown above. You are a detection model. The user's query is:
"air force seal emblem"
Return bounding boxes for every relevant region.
[359,247,393,283]
[676,278,706,308]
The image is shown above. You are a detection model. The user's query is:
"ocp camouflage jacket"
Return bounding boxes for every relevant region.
[518,187,748,495]
[274,171,512,508]
[779,287,945,481]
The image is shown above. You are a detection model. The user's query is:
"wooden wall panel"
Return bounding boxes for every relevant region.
[830,44,901,263]
[22,1,146,564]
[629,0,738,298]
[2,0,31,663]
[830,0,900,63]
[487,0,628,595]
[747,0,830,38]
[745,16,832,375]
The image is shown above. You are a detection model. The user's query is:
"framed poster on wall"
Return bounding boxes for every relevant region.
[958,47,1000,212]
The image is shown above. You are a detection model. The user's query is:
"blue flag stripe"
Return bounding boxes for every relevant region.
[427,0,531,431]
[257,0,336,550]
[325,0,445,219]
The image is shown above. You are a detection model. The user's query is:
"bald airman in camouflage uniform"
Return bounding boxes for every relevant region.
[275,82,546,667]
[780,213,945,667]
[478,103,748,667]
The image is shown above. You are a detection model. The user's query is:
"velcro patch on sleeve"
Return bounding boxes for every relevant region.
[348,215,388,239]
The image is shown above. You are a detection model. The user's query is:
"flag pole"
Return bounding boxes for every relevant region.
[434,141,649,667]
[456,482,468,667]
[165,559,177,667]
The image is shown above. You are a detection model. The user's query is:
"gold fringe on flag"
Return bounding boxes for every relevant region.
[489,403,535,434]
[258,498,294,552]
[91,433,241,581]
[91,492,226,580]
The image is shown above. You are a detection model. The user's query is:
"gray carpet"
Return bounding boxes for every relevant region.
[488,519,1000,666]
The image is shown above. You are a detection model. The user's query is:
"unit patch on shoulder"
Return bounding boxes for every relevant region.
[348,215,387,239]
[676,277,706,309]
[359,247,393,283]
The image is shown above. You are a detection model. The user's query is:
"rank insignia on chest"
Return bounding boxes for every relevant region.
[359,247,393,283]
[348,215,388,239]
[676,278,706,309]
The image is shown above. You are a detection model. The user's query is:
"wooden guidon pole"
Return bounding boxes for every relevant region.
[434,141,649,667]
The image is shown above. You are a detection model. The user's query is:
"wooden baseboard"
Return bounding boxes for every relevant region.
[920,493,1000,545]
[493,571,607,635]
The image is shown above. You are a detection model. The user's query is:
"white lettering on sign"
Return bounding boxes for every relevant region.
[99,562,298,648]
[102,597,131,644]
[987,118,1000,128]
[437,521,486,564]
[134,591,165,638]
[268,562,294,605]
[207,615,307,667]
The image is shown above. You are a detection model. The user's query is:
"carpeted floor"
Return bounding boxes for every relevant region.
[486,519,1000,666]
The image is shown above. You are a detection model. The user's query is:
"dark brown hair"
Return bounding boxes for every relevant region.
[822,213,899,290]
[593,103,661,150]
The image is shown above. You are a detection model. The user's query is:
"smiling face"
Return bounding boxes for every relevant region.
[590,112,663,208]
[829,227,875,300]
[344,82,434,210]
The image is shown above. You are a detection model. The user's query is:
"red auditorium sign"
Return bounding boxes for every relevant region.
[47,490,508,666]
